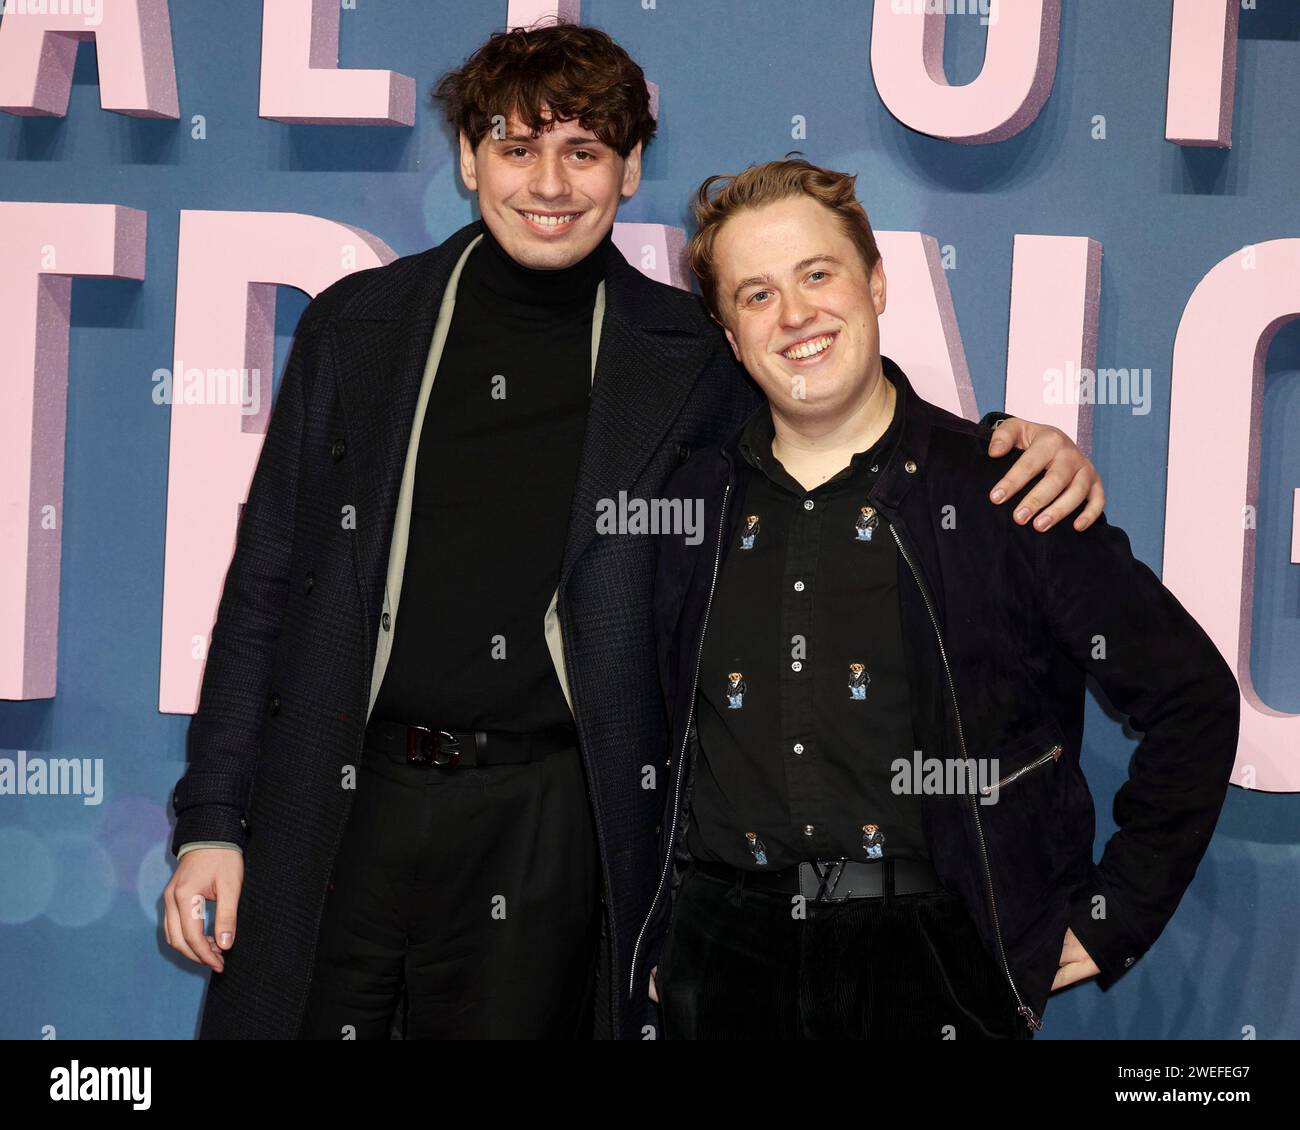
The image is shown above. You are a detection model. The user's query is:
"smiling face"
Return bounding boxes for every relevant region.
[712,194,886,424]
[458,109,642,270]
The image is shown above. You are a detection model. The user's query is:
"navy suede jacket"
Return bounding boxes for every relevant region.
[642,355,1240,1031]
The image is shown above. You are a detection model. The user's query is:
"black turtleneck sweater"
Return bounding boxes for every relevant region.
[372,219,609,733]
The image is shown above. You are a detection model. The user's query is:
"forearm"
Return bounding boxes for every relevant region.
[1038,510,1240,982]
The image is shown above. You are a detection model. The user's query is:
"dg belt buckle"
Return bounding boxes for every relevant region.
[800,859,849,902]
[406,725,461,768]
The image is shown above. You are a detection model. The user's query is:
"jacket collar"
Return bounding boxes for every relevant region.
[326,218,726,603]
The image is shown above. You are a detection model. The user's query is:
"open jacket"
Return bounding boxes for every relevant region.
[169,219,762,1040]
[644,356,1240,1030]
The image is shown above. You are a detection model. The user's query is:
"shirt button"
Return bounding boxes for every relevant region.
[793,743,804,754]
[381,611,391,631]
[793,580,805,592]
[803,824,815,836]
[904,460,918,474]
[802,499,814,510]
[791,661,803,672]
[330,438,346,461]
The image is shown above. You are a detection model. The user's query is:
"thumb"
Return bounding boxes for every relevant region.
[988,419,1014,453]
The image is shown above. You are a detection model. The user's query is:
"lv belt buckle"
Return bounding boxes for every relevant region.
[801,859,848,902]
[406,725,461,768]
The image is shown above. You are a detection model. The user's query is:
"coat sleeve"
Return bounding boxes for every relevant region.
[168,309,322,858]
[1033,508,1240,988]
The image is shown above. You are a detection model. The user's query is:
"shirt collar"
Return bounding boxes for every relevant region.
[737,379,904,494]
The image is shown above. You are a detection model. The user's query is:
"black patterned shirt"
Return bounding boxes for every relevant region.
[688,389,929,870]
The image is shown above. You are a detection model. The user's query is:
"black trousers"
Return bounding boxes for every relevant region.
[658,861,1035,1040]
[298,731,600,1040]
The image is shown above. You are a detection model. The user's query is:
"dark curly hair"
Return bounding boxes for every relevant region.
[433,21,656,158]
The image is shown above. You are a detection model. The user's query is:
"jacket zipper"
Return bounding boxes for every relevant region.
[889,523,1043,1032]
[628,480,732,998]
[980,744,1063,796]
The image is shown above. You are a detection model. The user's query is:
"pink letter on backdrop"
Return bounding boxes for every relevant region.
[1004,234,1102,452]
[505,0,659,118]
[870,0,1060,144]
[0,0,178,118]
[874,231,977,420]
[1166,0,1239,148]
[1164,239,1300,792]
[260,0,414,126]
[0,203,147,700]
[159,212,395,714]
[611,223,686,290]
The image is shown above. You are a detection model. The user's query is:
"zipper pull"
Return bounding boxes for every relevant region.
[1018,1004,1043,1031]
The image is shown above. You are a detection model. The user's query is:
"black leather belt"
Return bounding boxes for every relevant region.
[694,857,945,901]
[363,717,577,769]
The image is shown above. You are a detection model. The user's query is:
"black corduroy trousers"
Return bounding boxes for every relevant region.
[658,860,1036,1041]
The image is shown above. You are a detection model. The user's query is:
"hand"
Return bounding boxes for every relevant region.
[649,965,659,1003]
[163,848,244,972]
[1051,926,1101,990]
[987,418,1105,532]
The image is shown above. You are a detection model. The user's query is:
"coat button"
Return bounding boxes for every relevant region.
[240,816,248,830]
[1123,956,1135,967]
[303,571,314,595]
[677,442,690,463]
[904,460,918,474]
[381,611,391,631]
[269,693,281,716]
[331,438,346,461]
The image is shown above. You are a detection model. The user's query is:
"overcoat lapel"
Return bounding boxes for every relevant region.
[559,246,716,589]
[328,222,482,662]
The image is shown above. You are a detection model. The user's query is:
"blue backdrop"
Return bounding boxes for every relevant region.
[0,0,1296,1040]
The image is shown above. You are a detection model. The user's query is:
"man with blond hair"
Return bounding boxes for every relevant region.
[646,159,1238,1039]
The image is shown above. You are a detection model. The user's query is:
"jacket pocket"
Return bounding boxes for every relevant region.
[979,741,1063,797]
[973,722,1075,909]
